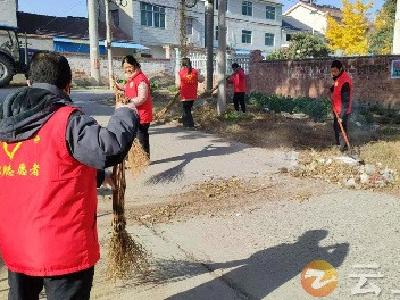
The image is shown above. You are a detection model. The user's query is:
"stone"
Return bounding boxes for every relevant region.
[360,173,369,184]
[344,177,357,188]
[334,156,359,166]
[365,164,376,175]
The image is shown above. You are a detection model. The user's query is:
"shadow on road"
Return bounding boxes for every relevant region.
[147,230,349,300]
[146,143,245,185]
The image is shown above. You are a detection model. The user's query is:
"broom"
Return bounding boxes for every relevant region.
[106,80,150,281]
[154,85,219,122]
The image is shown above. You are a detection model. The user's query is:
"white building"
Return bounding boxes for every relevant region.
[0,0,17,27]
[283,0,341,34]
[104,0,284,58]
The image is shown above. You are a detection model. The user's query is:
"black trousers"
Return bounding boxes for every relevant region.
[333,114,350,145]
[182,100,194,127]
[233,92,246,113]
[8,267,94,300]
[138,123,150,158]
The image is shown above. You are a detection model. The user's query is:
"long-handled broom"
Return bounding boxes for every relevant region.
[106,82,150,281]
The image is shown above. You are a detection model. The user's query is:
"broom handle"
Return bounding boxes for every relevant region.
[334,111,351,148]
[112,84,127,232]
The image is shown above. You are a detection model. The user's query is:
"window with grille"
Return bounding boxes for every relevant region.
[242,30,252,43]
[140,2,165,29]
[242,1,252,16]
[265,33,275,46]
[266,6,276,20]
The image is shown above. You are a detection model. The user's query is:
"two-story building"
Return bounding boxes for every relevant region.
[284,0,341,34]
[104,0,284,58]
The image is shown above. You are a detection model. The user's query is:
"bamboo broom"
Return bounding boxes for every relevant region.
[106,81,149,281]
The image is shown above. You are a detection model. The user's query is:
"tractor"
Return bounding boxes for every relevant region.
[0,25,29,87]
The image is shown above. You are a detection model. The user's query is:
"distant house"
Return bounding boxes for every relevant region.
[283,0,341,34]
[102,0,284,59]
[16,12,148,56]
[281,16,313,48]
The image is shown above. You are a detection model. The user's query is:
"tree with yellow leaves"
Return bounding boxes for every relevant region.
[369,0,396,54]
[326,0,372,56]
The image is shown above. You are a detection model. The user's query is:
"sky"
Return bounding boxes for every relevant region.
[18,0,385,18]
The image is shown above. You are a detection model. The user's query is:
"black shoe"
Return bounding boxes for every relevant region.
[340,144,349,152]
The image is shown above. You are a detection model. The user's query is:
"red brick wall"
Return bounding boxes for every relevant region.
[249,51,400,107]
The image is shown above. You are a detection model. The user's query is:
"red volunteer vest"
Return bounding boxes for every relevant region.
[125,71,153,124]
[230,69,246,93]
[0,106,99,276]
[332,71,352,115]
[179,67,199,101]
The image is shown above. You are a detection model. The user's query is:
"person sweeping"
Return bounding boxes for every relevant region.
[330,60,352,152]
[116,55,153,159]
[227,63,247,113]
[177,57,204,128]
[0,52,139,299]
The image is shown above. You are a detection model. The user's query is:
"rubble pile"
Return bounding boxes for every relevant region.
[291,150,398,190]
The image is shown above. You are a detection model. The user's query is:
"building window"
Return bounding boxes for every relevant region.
[266,6,276,20]
[111,9,119,27]
[242,30,252,43]
[215,26,219,40]
[140,2,165,29]
[185,18,193,35]
[286,34,292,42]
[265,33,275,46]
[242,1,252,16]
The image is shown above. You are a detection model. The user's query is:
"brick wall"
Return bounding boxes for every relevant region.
[249,51,400,107]
[63,52,174,85]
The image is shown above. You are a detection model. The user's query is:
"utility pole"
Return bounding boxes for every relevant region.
[393,0,400,54]
[105,0,113,89]
[88,0,101,83]
[205,0,214,91]
[216,0,227,115]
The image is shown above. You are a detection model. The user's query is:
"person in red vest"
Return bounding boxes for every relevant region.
[116,55,153,158]
[227,63,247,113]
[177,57,204,128]
[0,52,139,299]
[330,60,352,151]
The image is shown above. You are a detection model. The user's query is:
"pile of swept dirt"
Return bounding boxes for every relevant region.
[126,175,335,224]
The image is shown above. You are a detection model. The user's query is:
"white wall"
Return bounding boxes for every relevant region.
[27,37,53,51]
[285,5,327,34]
[0,0,17,27]
[219,0,283,53]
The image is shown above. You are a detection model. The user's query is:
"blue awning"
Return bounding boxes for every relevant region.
[53,37,149,50]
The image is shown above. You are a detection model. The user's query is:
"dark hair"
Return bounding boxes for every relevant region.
[181,57,193,74]
[232,63,240,69]
[29,52,72,90]
[331,60,343,70]
[122,55,141,69]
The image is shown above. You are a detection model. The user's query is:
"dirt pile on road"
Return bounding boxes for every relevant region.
[127,176,333,224]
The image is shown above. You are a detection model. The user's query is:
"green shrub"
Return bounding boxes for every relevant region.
[150,80,159,91]
[167,84,178,93]
[249,93,330,122]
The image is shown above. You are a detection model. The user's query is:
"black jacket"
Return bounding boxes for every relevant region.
[0,84,138,186]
